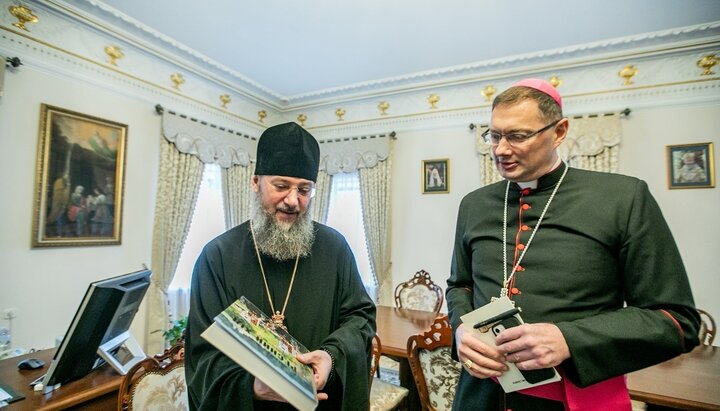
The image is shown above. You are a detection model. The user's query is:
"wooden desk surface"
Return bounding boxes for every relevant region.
[627,345,720,411]
[0,348,124,410]
[375,305,440,357]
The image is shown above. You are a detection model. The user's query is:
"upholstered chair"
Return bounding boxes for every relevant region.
[406,315,460,411]
[698,308,716,346]
[370,334,409,411]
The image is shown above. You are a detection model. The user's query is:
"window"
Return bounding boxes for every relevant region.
[325,172,376,297]
[167,164,225,319]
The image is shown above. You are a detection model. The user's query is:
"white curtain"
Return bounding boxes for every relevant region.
[475,114,623,185]
[222,162,255,229]
[310,170,332,224]
[146,111,257,354]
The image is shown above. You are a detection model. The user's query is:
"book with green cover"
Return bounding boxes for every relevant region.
[201,297,318,411]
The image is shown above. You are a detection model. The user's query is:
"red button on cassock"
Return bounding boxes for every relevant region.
[517,244,525,250]
[522,204,531,210]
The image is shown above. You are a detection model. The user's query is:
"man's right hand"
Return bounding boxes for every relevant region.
[456,324,509,378]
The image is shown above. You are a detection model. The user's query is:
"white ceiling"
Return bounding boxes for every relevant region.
[70,0,720,103]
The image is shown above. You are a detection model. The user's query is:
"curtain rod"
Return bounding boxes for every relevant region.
[155,104,256,140]
[319,131,396,144]
[468,108,631,131]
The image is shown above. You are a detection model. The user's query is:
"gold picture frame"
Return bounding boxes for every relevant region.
[666,142,715,189]
[422,158,449,194]
[32,104,127,247]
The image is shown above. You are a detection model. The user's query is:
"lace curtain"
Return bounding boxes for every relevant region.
[222,162,255,229]
[310,170,332,224]
[475,114,623,185]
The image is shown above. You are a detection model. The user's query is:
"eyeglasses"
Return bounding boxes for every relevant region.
[269,181,316,198]
[481,119,561,146]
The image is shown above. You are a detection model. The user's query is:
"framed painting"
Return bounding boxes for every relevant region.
[666,142,715,189]
[32,104,127,247]
[422,158,449,194]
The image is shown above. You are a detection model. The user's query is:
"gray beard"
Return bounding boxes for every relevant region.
[250,193,315,261]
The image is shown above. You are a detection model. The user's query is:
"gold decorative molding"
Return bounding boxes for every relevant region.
[618,64,638,86]
[335,108,346,121]
[170,72,185,90]
[697,54,717,76]
[549,76,563,88]
[104,45,124,66]
[427,93,440,109]
[8,4,38,31]
[481,85,496,102]
[378,101,390,116]
[219,94,231,108]
[297,113,307,127]
[258,110,267,123]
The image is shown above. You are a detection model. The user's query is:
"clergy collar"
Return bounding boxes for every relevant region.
[512,159,567,192]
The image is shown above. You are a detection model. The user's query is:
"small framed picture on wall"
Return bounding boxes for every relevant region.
[666,142,715,189]
[422,158,449,194]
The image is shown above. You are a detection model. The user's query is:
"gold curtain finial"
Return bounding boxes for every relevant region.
[297,114,307,127]
[219,94,231,108]
[618,65,638,86]
[549,76,563,88]
[378,101,390,116]
[697,54,717,76]
[8,4,38,31]
[258,110,267,123]
[104,45,124,66]
[481,85,496,102]
[335,108,346,121]
[170,72,185,90]
[427,93,440,109]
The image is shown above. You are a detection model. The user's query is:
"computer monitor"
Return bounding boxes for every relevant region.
[41,269,152,393]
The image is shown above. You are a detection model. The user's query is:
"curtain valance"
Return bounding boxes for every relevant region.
[161,111,256,168]
[319,133,394,175]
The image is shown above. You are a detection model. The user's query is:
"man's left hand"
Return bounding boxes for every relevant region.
[494,323,570,371]
[296,350,331,401]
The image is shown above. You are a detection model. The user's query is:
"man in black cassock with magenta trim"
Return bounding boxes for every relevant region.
[185,122,376,410]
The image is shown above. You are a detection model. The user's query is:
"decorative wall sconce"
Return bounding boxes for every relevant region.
[8,4,38,31]
[618,65,638,86]
[697,54,717,76]
[481,85,496,102]
[427,93,440,109]
[170,72,185,90]
[104,45,124,66]
[219,94,231,108]
[258,110,267,123]
[378,101,390,116]
[335,108,346,121]
[549,76,563,88]
[297,114,307,127]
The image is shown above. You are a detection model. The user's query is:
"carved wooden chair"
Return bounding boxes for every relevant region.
[370,334,409,411]
[394,269,444,314]
[406,315,461,411]
[698,308,716,346]
[117,340,188,411]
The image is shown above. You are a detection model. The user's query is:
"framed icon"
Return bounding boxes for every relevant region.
[422,158,449,194]
[666,142,715,189]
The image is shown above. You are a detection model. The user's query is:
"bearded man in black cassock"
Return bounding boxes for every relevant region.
[185,122,376,411]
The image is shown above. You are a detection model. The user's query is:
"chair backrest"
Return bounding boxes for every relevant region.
[371,334,382,385]
[406,315,461,411]
[394,269,444,313]
[698,308,716,346]
[117,340,188,411]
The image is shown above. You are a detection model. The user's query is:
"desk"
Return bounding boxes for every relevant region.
[0,349,123,410]
[627,345,720,410]
[375,305,440,411]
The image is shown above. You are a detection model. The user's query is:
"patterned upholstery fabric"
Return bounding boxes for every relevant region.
[129,365,188,410]
[418,346,461,411]
[370,378,409,411]
[398,286,440,312]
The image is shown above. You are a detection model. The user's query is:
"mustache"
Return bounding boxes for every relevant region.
[276,206,299,214]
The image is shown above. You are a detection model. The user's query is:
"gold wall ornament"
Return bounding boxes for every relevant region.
[427,93,440,109]
[104,45,124,66]
[8,4,38,31]
[335,108,346,121]
[618,64,638,86]
[378,101,390,115]
[219,94,231,108]
[481,85,496,102]
[170,72,185,90]
[549,76,563,88]
[297,114,307,127]
[697,54,717,76]
[258,110,267,123]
